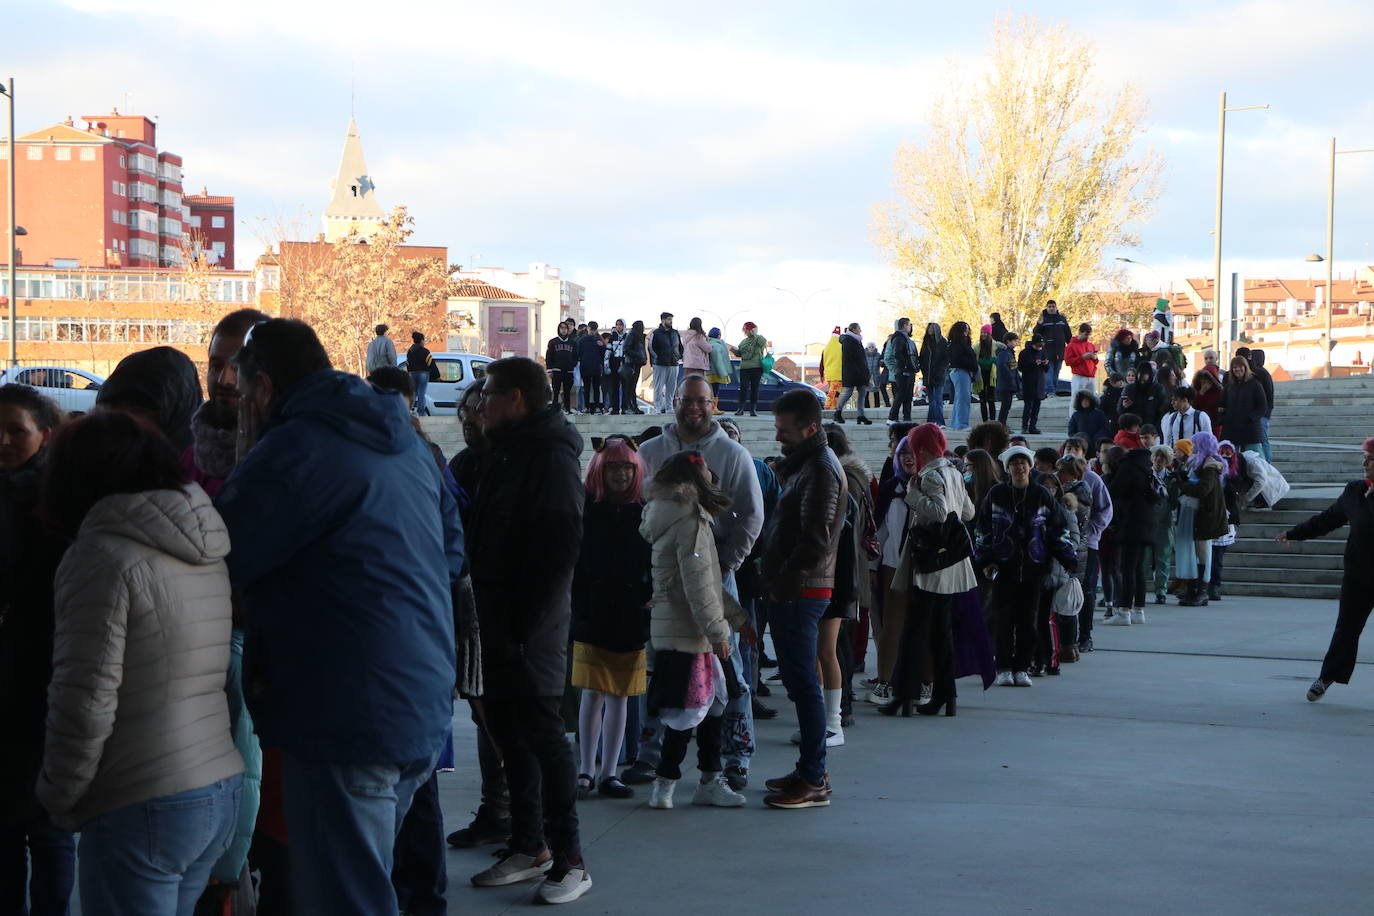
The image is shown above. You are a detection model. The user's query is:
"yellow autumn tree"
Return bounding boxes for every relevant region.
[265,206,464,374]
[873,15,1162,337]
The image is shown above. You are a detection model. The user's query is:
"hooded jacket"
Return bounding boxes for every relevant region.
[577,332,606,376]
[682,328,712,372]
[640,481,746,653]
[95,346,204,453]
[920,328,949,387]
[1017,342,1047,398]
[1120,362,1166,428]
[1250,350,1275,418]
[216,370,462,762]
[1068,392,1110,447]
[1106,449,1158,545]
[0,451,69,826]
[571,495,652,653]
[1035,309,1073,360]
[994,340,1019,394]
[1219,371,1267,446]
[1106,332,1140,378]
[467,405,584,696]
[838,452,877,608]
[1180,456,1229,541]
[839,331,871,388]
[903,456,976,595]
[623,327,648,367]
[882,320,917,377]
[39,486,244,830]
[759,430,848,601]
[546,333,577,372]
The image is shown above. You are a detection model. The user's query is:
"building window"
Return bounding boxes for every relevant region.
[26,146,42,160]
[211,215,226,229]
[112,180,122,196]
[112,209,124,225]
[189,215,201,228]
[80,147,96,161]
[500,310,517,332]
[56,147,71,161]
[212,241,226,257]
[119,154,126,167]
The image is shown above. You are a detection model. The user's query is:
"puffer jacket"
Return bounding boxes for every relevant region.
[1180,457,1229,541]
[994,341,1020,394]
[838,453,877,608]
[759,430,848,601]
[640,481,744,653]
[682,329,712,372]
[39,485,243,831]
[903,457,976,595]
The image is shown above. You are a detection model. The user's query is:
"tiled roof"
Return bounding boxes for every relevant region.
[1252,315,1371,335]
[185,195,234,207]
[451,280,530,301]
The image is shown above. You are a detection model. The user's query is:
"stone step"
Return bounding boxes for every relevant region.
[1226,551,1344,570]
[1230,537,1345,557]
[1221,581,1341,600]
[1224,565,1343,585]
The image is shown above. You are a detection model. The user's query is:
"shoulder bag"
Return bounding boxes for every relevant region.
[906,511,972,574]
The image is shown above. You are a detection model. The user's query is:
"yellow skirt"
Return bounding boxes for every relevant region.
[571,642,647,697]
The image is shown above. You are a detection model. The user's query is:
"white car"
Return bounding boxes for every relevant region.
[0,365,105,413]
[397,352,493,416]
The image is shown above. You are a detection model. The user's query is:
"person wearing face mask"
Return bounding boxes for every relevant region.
[0,386,74,916]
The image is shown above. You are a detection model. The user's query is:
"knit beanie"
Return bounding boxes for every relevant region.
[1174,439,1194,457]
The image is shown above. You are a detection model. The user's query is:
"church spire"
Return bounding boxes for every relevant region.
[323,117,384,242]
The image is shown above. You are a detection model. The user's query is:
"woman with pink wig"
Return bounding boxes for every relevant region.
[1279,437,1374,703]
[571,436,653,798]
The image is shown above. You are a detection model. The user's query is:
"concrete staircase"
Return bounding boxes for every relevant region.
[421,375,1371,601]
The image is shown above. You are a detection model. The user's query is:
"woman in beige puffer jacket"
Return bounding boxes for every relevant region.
[38,411,243,914]
[639,452,746,810]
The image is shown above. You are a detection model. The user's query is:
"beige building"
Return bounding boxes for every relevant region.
[458,263,585,346]
[322,119,385,242]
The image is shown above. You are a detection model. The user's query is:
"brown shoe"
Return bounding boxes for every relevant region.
[1060,645,1080,664]
[764,773,832,809]
[764,771,801,793]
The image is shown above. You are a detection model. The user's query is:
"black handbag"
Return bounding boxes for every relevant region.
[907,511,972,574]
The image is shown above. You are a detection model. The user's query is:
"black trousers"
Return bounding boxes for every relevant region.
[740,367,763,409]
[658,714,723,780]
[1320,580,1374,684]
[620,363,642,412]
[990,578,1039,672]
[979,386,996,422]
[1080,548,1099,639]
[997,391,1015,425]
[893,589,955,701]
[606,357,623,412]
[1020,395,1041,432]
[1119,541,1148,610]
[582,374,602,411]
[550,371,574,411]
[483,696,581,860]
[392,772,446,916]
[1210,544,1227,589]
[467,698,509,817]
[888,373,914,421]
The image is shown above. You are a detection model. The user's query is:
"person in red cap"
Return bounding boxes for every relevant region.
[1278,438,1374,703]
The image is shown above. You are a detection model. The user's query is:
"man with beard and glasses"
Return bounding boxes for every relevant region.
[631,375,764,791]
[186,309,269,495]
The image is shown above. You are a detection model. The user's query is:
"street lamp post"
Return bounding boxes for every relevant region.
[1314,138,1374,375]
[2,78,14,367]
[1212,91,1268,363]
[774,286,829,352]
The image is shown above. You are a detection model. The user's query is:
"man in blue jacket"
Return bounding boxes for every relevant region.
[215,319,462,915]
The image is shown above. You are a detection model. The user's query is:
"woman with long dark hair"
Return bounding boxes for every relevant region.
[976,327,998,423]
[920,323,949,426]
[946,321,977,431]
[621,320,648,414]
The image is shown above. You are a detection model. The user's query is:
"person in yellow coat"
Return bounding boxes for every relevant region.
[821,326,843,410]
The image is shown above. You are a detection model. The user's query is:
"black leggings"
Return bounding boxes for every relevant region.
[582,375,602,411]
[1118,541,1147,610]
[740,368,763,409]
[658,714,723,780]
[989,578,1039,673]
[979,386,996,422]
[892,590,955,702]
[550,371,574,411]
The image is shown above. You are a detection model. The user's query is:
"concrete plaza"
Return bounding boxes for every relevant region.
[438,595,1374,915]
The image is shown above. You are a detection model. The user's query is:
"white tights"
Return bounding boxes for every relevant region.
[577,689,629,782]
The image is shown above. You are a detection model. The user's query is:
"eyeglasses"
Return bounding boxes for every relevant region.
[677,397,713,407]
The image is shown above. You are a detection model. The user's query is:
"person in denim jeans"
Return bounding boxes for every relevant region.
[406,331,433,416]
[757,389,848,809]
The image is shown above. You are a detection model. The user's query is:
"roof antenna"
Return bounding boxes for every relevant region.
[350,62,355,119]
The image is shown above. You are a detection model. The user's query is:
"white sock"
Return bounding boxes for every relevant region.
[577,690,604,777]
[824,688,843,732]
[596,695,629,783]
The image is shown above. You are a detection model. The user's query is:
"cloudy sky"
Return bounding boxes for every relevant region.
[11,0,1374,347]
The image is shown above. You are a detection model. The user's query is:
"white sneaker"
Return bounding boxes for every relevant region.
[649,776,676,809]
[692,774,746,807]
[994,670,1014,687]
[471,850,553,887]
[1130,608,1145,625]
[1013,671,1034,687]
[1105,610,1132,626]
[866,682,892,704]
[536,865,592,904]
[825,728,845,748]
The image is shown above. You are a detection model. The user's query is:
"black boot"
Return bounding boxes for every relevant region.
[1207,582,1222,601]
[832,410,845,423]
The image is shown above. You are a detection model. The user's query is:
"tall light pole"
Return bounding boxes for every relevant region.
[1212,91,1268,362]
[774,286,829,352]
[1311,139,1374,376]
[2,78,14,367]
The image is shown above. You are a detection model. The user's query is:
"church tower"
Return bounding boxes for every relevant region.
[323,118,385,242]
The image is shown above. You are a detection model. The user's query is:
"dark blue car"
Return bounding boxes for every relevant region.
[680,361,825,412]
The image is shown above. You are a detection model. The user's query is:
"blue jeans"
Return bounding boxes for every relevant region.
[1044,357,1062,396]
[949,368,972,429]
[1260,416,1272,461]
[925,379,946,425]
[409,371,430,416]
[1,809,75,916]
[772,597,829,786]
[720,570,754,772]
[78,775,242,916]
[282,753,436,916]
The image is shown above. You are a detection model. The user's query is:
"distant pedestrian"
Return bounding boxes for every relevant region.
[1064,323,1100,399]
[866,341,889,410]
[976,327,997,423]
[367,323,397,374]
[1219,357,1267,455]
[945,321,977,430]
[682,317,712,377]
[734,322,767,417]
[406,331,434,416]
[546,321,578,413]
[1017,336,1048,434]
[919,323,949,426]
[650,313,683,414]
[1034,300,1072,395]
[706,328,733,409]
[884,318,918,423]
[994,333,1020,426]
[834,322,872,425]
[621,320,647,415]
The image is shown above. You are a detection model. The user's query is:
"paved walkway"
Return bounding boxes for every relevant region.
[439,595,1374,914]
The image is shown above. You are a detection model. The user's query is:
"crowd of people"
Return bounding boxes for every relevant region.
[0,295,1354,916]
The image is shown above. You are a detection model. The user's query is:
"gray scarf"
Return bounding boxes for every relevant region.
[191,402,239,480]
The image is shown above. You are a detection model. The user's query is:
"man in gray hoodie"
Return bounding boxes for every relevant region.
[636,375,764,789]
